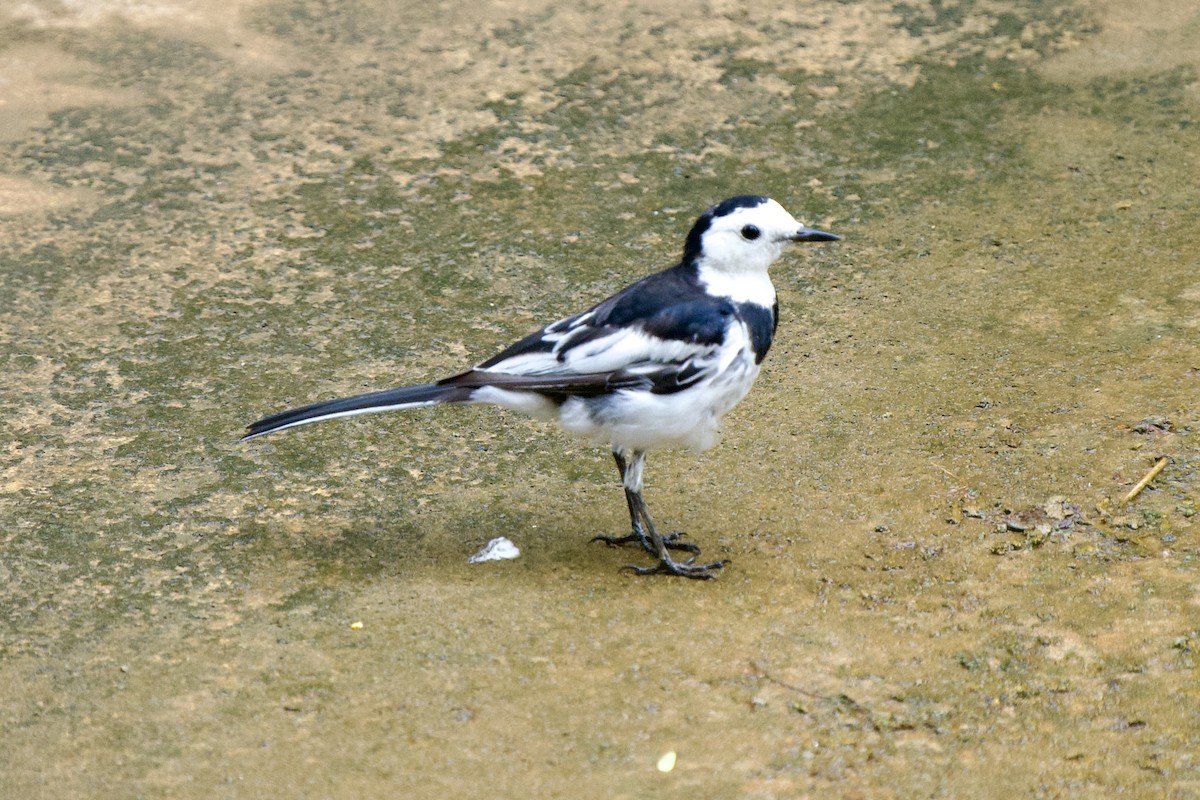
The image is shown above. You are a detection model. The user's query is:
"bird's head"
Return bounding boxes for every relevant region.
[683,195,839,276]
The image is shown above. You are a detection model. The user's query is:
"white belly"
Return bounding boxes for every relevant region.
[556,348,760,452]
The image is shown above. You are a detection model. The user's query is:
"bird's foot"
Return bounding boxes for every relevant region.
[590,530,700,555]
[624,554,729,580]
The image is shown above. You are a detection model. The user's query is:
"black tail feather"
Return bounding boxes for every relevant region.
[242,368,639,441]
[243,383,472,440]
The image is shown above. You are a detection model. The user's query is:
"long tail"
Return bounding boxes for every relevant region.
[242,383,474,440]
[242,368,634,441]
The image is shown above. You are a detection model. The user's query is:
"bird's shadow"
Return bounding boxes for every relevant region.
[245,500,627,584]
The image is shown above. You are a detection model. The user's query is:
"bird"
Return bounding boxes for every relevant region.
[243,195,839,579]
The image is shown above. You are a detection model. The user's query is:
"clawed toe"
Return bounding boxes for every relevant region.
[660,532,701,554]
[590,532,642,548]
[591,530,700,555]
[623,556,729,580]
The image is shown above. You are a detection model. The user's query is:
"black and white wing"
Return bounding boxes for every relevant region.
[442,264,748,397]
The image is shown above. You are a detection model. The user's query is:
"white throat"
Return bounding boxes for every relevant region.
[695,263,777,307]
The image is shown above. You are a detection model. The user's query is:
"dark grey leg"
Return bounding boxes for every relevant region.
[591,448,699,555]
[614,450,728,579]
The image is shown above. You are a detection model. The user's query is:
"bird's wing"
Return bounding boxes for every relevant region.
[455,269,740,396]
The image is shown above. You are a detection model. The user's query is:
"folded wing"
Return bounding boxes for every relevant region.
[465,268,738,398]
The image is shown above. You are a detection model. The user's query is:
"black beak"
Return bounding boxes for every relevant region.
[791,226,841,243]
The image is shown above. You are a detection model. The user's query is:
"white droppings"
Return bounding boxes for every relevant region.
[468,537,520,564]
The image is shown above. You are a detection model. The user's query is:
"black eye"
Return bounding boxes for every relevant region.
[740,224,761,240]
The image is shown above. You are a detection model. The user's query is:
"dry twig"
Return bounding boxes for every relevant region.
[1121,457,1169,505]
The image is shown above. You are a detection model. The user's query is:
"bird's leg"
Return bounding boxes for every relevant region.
[591,448,699,555]
[618,451,728,580]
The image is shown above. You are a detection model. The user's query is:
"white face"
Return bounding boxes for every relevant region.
[697,199,804,275]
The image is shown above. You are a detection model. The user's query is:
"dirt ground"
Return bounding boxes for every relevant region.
[2,1,1198,797]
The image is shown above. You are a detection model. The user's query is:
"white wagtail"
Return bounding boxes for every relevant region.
[244,195,839,578]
